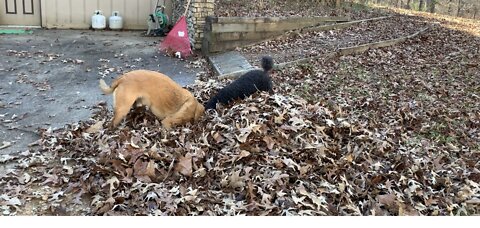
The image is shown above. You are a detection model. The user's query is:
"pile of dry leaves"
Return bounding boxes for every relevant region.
[1,73,478,215]
[1,79,395,215]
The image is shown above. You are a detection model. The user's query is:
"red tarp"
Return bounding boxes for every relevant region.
[159,16,192,58]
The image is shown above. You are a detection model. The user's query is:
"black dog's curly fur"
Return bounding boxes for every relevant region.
[205,56,274,110]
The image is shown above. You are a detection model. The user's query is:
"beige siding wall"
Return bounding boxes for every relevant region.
[40,0,172,29]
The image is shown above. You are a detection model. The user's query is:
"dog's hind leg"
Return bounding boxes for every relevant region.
[111,89,137,128]
[161,98,197,129]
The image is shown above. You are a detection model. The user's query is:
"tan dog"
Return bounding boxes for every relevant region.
[99,70,204,129]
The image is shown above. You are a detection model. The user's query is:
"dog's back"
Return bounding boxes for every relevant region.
[205,56,274,110]
[99,70,204,128]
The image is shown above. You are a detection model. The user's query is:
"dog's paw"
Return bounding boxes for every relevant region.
[161,119,173,130]
[108,123,117,131]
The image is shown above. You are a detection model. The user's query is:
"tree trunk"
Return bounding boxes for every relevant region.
[426,0,436,13]
[406,0,411,9]
[430,0,436,13]
[447,0,453,15]
[419,0,425,11]
[457,0,463,17]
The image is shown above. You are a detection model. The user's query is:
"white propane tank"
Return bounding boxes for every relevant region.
[91,10,106,29]
[109,11,123,30]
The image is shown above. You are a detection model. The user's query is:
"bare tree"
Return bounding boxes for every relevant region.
[474,5,479,19]
[419,0,425,11]
[396,0,401,7]
[447,0,454,14]
[457,0,464,17]
[354,0,477,19]
[426,0,437,13]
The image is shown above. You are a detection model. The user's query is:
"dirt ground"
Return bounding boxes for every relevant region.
[0,29,200,159]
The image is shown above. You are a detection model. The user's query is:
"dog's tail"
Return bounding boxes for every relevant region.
[99,78,120,94]
[261,56,274,72]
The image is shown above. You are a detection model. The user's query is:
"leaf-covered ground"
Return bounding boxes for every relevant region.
[1,7,479,215]
[214,0,386,20]
[240,14,430,64]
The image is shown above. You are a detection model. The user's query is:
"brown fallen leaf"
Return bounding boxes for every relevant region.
[144,160,157,179]
[345,153,354,163]
[133,159,156,180]
[236,128,252,143]
[102,176,119,197]
[465,198,480,204]
[377,194,397,208]
[0,141,12,150]
[96,202,113,215]
[296,184,327,210]
[229,170,245,189]
[237,150,251,161]
[263,136,275,150]
[85,120,104,133]
[175,154,192,177]
[213,132,225,143]
[147,144,164,161]
[247,180,255,203]
[274,112,285,124]
[299,164,312,176]
[398,201,420,216]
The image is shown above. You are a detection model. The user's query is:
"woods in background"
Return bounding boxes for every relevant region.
[383,0,478,19]
[309,0,479,19]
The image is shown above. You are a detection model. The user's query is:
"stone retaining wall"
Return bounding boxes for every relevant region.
[202,16,349,55]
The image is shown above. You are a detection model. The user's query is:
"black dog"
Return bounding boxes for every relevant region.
[205,56,274,110]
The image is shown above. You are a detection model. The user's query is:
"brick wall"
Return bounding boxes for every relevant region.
[172,0,215,50]
[191,0,215,49]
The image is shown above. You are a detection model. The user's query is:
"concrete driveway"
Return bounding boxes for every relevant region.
[0,29,199,156]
